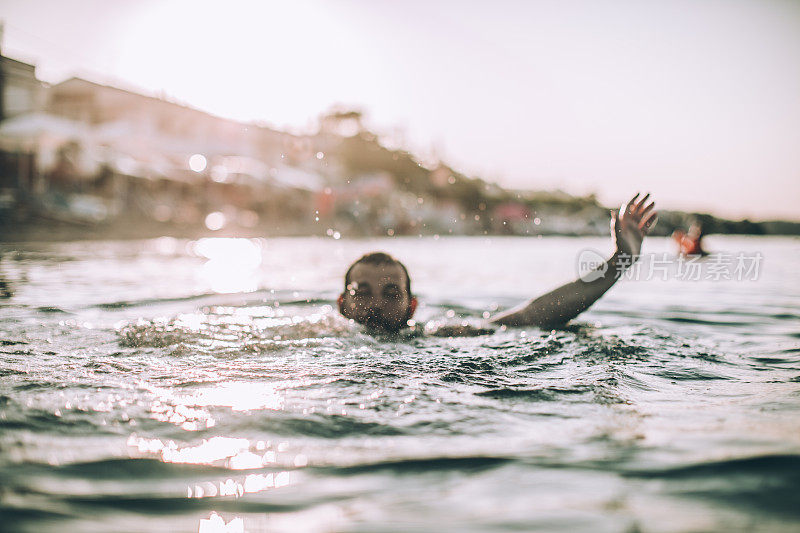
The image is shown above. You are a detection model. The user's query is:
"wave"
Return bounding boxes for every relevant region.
[0,408,113,435]
[664,315,760,327]
[4,457,230,480]
[256,412,407,438]
[36,306,71,314]
[0,339,29,346]
[117,313,350,350]
[475,385,592,401]
[321,454,513,475]
[626,454,800,479]
[652,368,731,381]
[94,289,330,311]
[623,454,800,517]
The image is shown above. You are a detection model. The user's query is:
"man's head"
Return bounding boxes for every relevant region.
[338,252,417,332]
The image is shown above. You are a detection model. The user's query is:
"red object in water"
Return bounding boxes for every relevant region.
[672,230,706,256]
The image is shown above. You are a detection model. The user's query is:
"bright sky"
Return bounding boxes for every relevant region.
[1,0,799,220]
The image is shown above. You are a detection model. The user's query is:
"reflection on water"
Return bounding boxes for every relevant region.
[128,434,301,475]
[199,513,243,533]
[194,238,263,293]
[0,236,799,532]
[187,382,284,412]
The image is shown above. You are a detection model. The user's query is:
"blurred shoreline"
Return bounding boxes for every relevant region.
[2,66,798,244]
[3,209,798,244]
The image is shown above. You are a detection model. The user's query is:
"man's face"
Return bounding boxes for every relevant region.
[339,262,416,332]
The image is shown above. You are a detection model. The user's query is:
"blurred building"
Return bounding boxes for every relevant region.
[0,68,332,228]
[0,55,46,197]
[0,55,45,121]
[46,77,282,161]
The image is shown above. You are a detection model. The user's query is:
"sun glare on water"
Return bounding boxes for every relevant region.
[189,381,284,412]
[193,238,263,293]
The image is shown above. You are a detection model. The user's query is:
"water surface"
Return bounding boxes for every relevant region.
[1,235,799,532]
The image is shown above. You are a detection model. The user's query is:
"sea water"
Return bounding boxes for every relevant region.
[1,235,798,532]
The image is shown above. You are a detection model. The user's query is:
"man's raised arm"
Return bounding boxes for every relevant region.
[490,193,657,329]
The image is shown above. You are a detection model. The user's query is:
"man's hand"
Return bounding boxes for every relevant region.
[613,193,657,259]
[490,192,657,329]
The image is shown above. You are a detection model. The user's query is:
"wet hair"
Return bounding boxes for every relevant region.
[343,252,412,297]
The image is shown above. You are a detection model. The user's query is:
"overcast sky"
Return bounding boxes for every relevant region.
[1,0,799,220]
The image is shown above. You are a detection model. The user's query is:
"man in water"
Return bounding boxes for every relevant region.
[338,193,657,333]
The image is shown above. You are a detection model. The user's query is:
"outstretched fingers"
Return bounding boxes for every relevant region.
[625,193,640,215]
[640,200,655,218]
[639,211,658,234]
[635,193,650,212]
[620,193,656,233]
